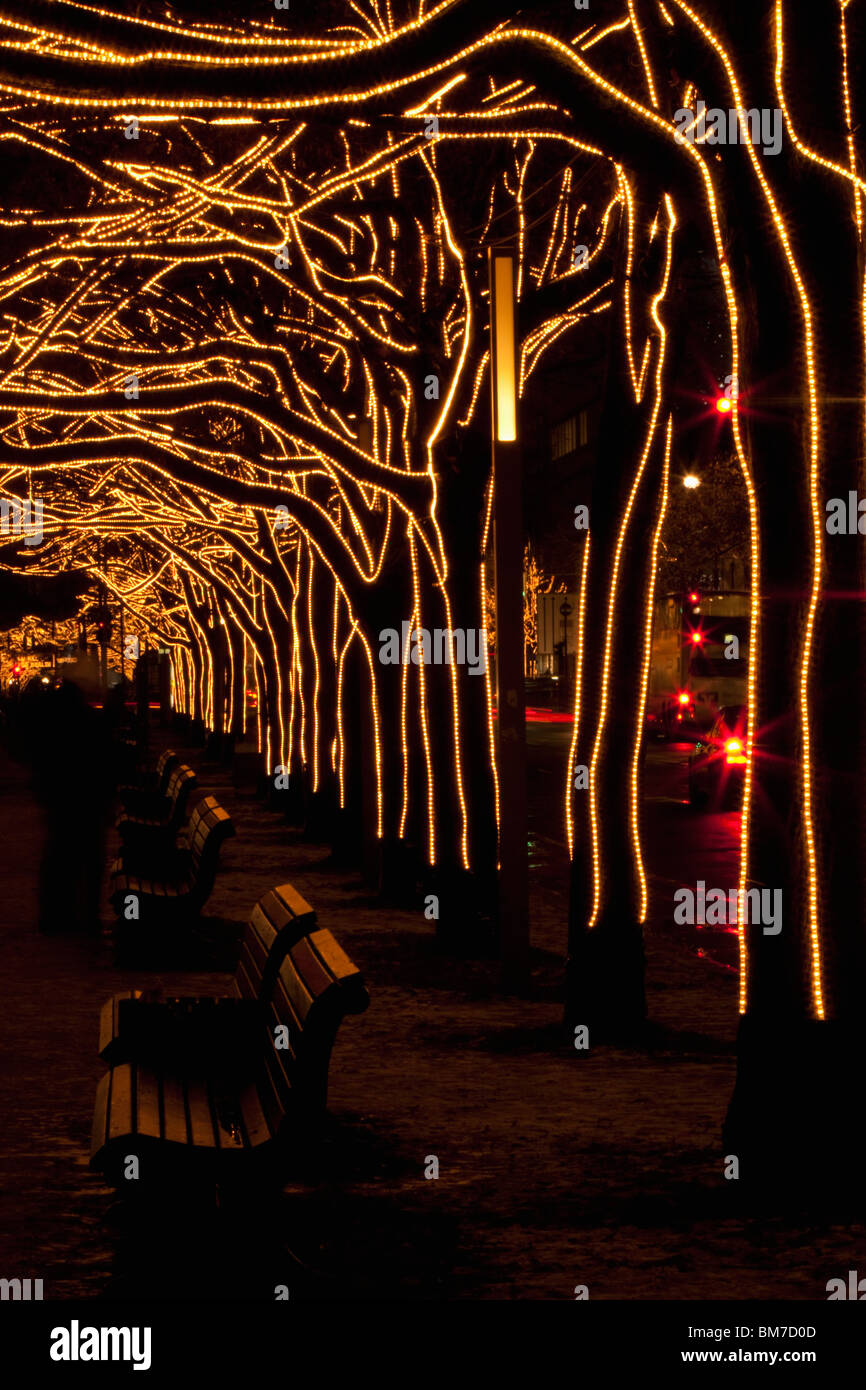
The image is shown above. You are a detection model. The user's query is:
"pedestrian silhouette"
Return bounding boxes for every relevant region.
[20,679,116,934]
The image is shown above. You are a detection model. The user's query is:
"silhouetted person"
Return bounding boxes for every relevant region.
[21,679,116,934]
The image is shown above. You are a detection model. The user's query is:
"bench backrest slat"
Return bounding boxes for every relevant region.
[166,764,196,797]
[235,941,263,1000]
[182,797,235,905]
[155,749,179,793]
[235,912,273,1000]
[261,929,368,1115]
[234,885,316,1002]
[154,750,178,797]
[160,765,196,827]
[254,1049,291,1138]
[156,749,176,778]
[305,929,361,985]
[277,938,319,1027]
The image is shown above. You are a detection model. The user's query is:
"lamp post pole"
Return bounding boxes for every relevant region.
[97,540,108,693]
[488,246,529,992]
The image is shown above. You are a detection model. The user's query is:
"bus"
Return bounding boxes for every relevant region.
[647,589,749,739]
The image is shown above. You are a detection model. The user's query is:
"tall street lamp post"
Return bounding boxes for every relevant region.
[488,246,529,991]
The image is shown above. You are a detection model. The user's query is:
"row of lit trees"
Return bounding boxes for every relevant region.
[0,10,619,939]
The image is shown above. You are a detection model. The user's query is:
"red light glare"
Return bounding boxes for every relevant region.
[690,630,704,644]
[725,736,748,764]
[677,692,690,705]
[688,591,699,603]
[715,396,732,413]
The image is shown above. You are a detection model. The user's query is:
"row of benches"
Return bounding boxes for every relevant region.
[92,747,369,1192]
[111,749,235,936]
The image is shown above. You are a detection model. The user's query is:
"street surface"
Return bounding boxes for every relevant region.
[527,717,740,969]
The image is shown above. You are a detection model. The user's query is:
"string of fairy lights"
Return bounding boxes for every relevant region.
[0,0,853,1021]
[0,16,615,890]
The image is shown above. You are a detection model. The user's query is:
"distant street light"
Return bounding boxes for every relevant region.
[683,474,701,488]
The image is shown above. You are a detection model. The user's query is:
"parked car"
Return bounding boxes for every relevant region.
[687,705,748,807]
[646,692,714,742]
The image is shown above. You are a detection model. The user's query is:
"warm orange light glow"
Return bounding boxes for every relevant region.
[490,251,518,443]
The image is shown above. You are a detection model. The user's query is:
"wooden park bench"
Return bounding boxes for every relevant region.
[98,882,317,1067]
[109,795,235,935]
[117,749,180,816]
[115,763,198,868]
[90,927,369,1186]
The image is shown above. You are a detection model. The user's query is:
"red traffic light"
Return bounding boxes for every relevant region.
[688,591,699,603]
[715,395,732,413]
[92,603,113,645]
[677,691,691,706]
[690,630,704,644]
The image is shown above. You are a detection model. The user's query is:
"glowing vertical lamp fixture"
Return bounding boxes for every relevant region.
[489,248,518,443]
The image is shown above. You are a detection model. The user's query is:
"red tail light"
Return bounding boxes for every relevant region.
[725,737,747,765]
